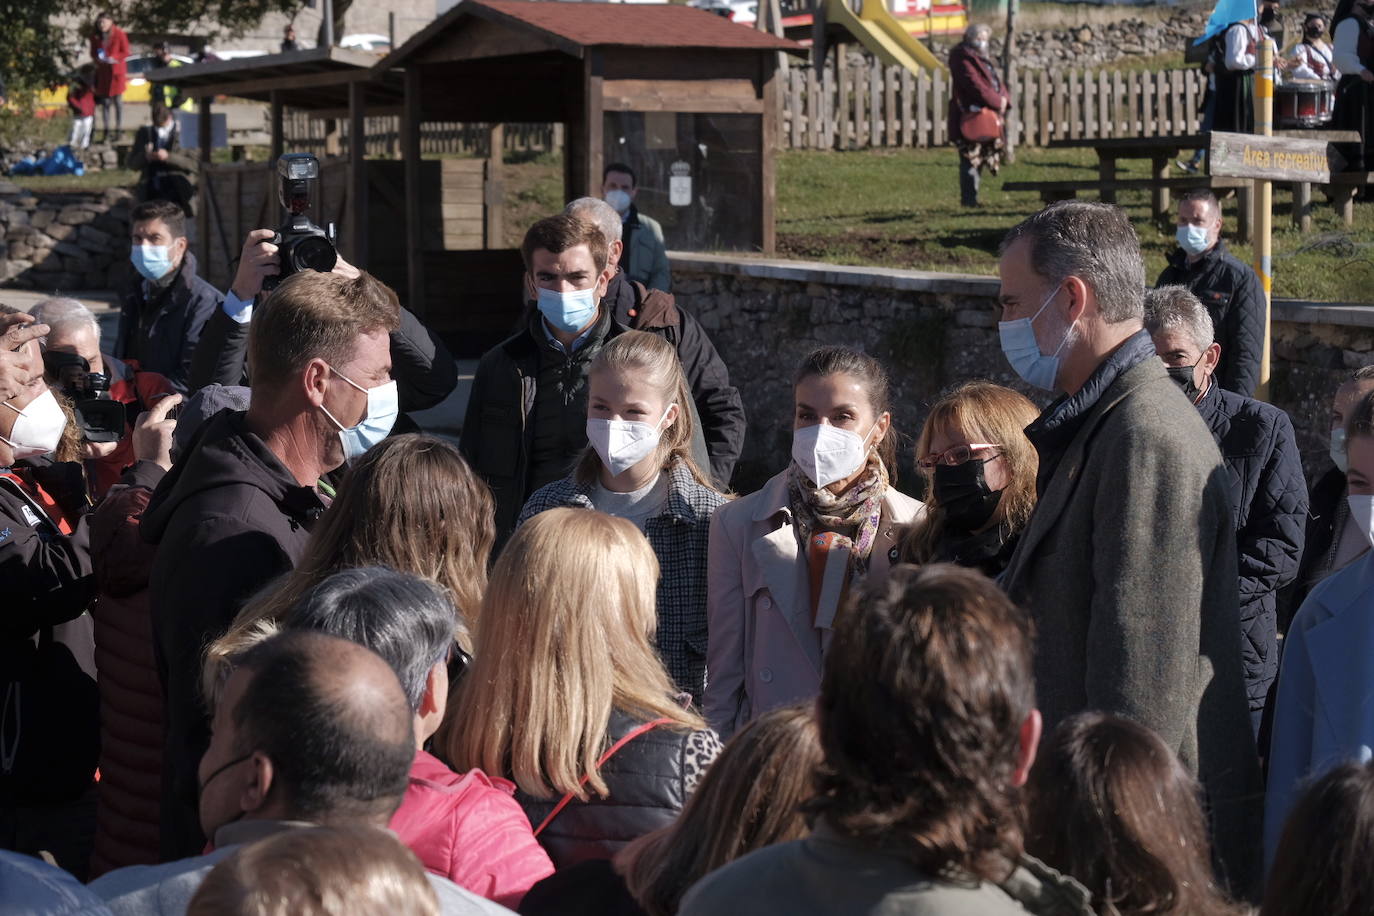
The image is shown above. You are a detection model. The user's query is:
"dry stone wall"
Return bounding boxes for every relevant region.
[671,253,1368,495]
[0,183,132,292]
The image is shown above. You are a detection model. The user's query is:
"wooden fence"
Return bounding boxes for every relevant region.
[779,60,1208,150]
[280,62,1204,156]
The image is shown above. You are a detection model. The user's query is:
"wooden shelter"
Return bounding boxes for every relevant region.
[147,47,409,286]
[376,0,802,331]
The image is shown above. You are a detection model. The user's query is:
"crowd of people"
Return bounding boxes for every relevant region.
[2,179,1374,916]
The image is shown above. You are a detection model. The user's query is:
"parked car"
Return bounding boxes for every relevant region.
[35,52,196,115]
[689,0,757,24]
[340,33,393,52]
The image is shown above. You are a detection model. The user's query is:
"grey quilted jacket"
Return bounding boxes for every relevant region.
[516,459,728,703]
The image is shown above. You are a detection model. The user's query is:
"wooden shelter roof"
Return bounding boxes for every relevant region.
[377,0,803,69]
[147,46,403,111]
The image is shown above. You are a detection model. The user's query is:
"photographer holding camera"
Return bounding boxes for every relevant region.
[29,298,178,500]
[189,154,457,423]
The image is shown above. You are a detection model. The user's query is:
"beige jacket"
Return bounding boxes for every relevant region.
[704,470,923,738]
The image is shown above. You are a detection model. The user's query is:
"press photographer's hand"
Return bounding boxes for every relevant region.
[230,229,281,302]
[133,392,183,472]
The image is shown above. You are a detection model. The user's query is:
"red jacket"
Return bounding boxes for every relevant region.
[87,460,167,877]
[390,751,555,909]
[947,41,1009,142]
[68,85,96,118]
[89,27,130,97]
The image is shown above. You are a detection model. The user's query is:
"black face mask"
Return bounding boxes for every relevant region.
[933,459,1004,534]
[1166,363,1203,403]
[1307,26,1325,38]
[1261,7,1278,25]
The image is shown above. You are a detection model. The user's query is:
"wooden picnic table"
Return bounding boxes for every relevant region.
[1005,130,1365,235]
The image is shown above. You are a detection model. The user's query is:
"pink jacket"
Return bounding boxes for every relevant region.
[390,751,554,909]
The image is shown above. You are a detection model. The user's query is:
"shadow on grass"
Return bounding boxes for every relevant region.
[936,227,1008,251]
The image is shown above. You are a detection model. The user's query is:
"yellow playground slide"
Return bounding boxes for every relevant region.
[823,0,945,73]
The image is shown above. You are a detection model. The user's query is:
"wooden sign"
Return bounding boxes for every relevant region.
[1208,131,1341,183]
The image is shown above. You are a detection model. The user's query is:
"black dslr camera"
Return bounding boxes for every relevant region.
[43,351,126,443]
[262,152,337,291]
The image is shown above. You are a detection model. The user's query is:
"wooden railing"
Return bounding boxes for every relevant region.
[779,60,1208,150]
[279,61,1205,157]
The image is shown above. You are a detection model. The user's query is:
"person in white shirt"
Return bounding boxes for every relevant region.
[1333,0,1374,169]
[1289,13,1340,80]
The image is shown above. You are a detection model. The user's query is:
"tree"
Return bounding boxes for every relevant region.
[0,0,302,98]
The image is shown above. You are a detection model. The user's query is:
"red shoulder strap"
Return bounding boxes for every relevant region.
[532,716,675,838]
[0,470,74,536]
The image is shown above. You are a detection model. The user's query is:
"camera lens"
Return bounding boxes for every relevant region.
[292,235,337,273]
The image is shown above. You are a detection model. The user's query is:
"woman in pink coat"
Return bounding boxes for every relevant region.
[89,12,130,142]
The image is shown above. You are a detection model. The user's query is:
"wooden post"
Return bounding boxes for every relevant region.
[347,80,368,268]
[900,68,914,147]
[1100,153,1117,204]
[869,62,881,148]
[197,96,212,256]
[402,67,425,317]
[324,119,341,158]
[1151,154,1170,225]
[1003,0,1018,162]
[917,70,929,148]
[836,46,850,150]
[762,55,779,254]
[270,91,284,165]
[1254,40,1274,400]
[1293,181,1312,231]
[884,66,897,147]
[585,53,604,199]
[485,124,504,249]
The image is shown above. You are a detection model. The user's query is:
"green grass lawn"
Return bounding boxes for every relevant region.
[777,146,1374,302]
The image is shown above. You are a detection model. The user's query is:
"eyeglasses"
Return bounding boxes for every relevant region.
[917,443,1001,470]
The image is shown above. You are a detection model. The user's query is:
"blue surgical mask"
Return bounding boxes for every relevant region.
[130,243,175,281]
[321,366,399,462]
[1332,426,1350,473]
[998,284,1073,392]
[537,286,599,335]
[605,189,632,215]
[1176,224,1212,257]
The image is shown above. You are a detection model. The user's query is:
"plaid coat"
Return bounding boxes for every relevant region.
[517,460,727,704]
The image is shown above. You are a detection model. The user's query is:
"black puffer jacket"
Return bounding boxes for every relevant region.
[1195,382,1308,728]
[1156,242,1266,396]
[141,408,326,860]
[516,709,721,871]
[114,252,222,393]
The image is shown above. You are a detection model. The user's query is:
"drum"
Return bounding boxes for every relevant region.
[1276,78,1336,128]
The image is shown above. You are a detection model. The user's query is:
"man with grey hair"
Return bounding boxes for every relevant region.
[996,201,1262,893]
[1145,285,1307,738]
[562,197,745,488]
[28,296,178,497]
[282,567,554,905]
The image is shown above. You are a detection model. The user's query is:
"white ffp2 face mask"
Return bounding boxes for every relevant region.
[587,405,674,476]
[1348,494,1374,549]
[0,389,68,461]
[792,421,878,488]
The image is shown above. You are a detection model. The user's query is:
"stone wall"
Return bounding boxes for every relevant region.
[670,253,1367,495]
[0,183,133,292]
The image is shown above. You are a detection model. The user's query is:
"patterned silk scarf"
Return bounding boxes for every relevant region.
[786,454,889,576]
